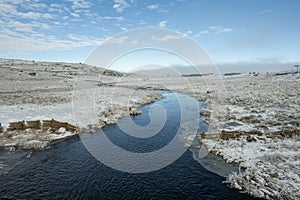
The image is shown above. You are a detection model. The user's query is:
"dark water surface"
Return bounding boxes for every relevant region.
[0,91,256,199]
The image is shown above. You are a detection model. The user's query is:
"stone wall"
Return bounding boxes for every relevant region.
[27,120,41,129]
[42,119,77,132]
[5,119,78,132]
[7,121,27,131]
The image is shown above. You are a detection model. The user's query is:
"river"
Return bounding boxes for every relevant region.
[0,91,257,199]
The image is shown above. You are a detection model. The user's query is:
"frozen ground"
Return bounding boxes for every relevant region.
[117,72,300,199]
[186,74,300,199]
[0,59,162,150]
[0,58,299,199]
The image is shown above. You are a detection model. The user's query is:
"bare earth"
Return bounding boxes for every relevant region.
[0,58,299,199]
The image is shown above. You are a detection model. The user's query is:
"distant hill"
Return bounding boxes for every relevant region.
[132,64,208,77]
[0,58,124,77]
[132,62,300,77]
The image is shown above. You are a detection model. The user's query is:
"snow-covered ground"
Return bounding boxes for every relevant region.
[190,74,300,199]
[120,72,300,199]
[1,58,299,199]
[0,59,162,150]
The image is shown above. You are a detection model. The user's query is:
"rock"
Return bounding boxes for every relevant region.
[203,118,211,125]
[28,72,36,76]
[248,130,263,136]
[56,127,66,134]
[201,132,220,139]
[234,182,242,190]
[185,132,197,146]
[199,109,211,117]
[97,120,106,128]
[220,131,241,140]
[246,135,257,142]
[129,107,141,115]
[271,129,300,138]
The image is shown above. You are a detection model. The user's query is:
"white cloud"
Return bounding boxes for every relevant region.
[194,26,233,37]
[147,4,159,10]
[146,3,168,13]
[67,0,92,9]
[97,16,125,22]
[258,9,272,15]
[0,0,24,4]
[113,0,129,13]
[14,26,35,33]
[0,29,104,56]
[0,2,55,20]
[106,36,128,44]
[0,1,108,56]
[0,3,19,17]
[68,34,85,41]
[100,27,108,32]
[183,30,192,37]
[49,4,64,13]
[1,20,52,33]
[19,11,41,19]
[50,4,62,8]
[21,3,48,11]
[42,13,54,19]
[209,25,234,34]
[70,12,80,17]
[152,34,186,42]
[158,20,167,27]
[221,28,233,33]
[194,30,209,37]
[67,34,101,43]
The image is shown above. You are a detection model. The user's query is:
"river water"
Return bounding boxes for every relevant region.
[0,91,256,199]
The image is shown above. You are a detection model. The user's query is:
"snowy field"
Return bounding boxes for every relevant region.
[0,59,162,150]
[116,72,300,199]
[185,74,300,199]
[0,59,299,199]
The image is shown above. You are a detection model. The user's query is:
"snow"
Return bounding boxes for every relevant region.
[1,58,299,198]
[142,72,299,199]
[193,74,300,199]
[0,59,162,150]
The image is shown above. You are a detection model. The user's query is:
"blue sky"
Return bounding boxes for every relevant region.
[0,0,299,72]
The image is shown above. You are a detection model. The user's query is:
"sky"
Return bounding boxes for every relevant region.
[0,0,299,72]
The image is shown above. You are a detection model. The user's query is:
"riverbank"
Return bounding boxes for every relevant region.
[116,72,299,199]
[184,74,300,199]
[0,59,162,150]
